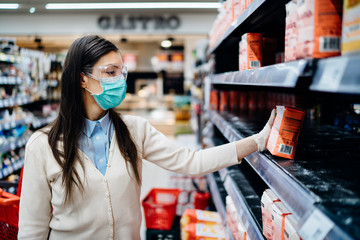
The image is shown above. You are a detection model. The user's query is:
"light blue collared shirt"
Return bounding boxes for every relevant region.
[78,111,114,176]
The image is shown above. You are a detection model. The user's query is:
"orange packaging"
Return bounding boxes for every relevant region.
[263,38,277,66]
[342,0,360,54]
[234,0,241,19]
[230,91,239,112]
[285,0,298,62]
[296,0,343,59]
[239,33,263,70]
[239,91,248,111]
[180,209,222,229]
[220,91,230,111]
[272,202,293,240]
[240,0,247,14]
[261,189,281,240]
[226,196,247,240]
[284,215,302,240]
[181,223,226,240]
[248,91,257,111]
[246,0,253,9]
[266,106,306,159]
[210,90,219,111]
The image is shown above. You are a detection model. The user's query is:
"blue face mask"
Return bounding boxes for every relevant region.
[85,74,127,110]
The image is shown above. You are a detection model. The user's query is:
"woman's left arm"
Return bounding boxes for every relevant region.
[141,109,275,176]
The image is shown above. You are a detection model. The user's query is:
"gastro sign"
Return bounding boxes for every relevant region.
[98,15,181,30]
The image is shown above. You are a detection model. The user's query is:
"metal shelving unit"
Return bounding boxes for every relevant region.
[208,110,357,239]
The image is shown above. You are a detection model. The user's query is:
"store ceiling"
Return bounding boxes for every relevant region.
[0,0,217,52]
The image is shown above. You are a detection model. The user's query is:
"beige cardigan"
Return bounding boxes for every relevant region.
[18,115,239,240]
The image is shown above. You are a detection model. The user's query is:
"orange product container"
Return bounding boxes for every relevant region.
[266,106,306,159]
[248,91,258,111]
[142,188,181,230]
[181,223,226,240]
[230,91,239,112]
[239,33,263,70]
[240,0,247,14]
[257,90,266,110]
[272,202,292,240]
[234,0,241,19]
[263,38,277,66]
[296,0,343,59]
[239,91,248,111]
[342,0,360,54]
[246,0,253,8]
[0,188,20,240]
[285,0,298,62]
[210,90,219,111]
[180,209,222,228]
[220,91,230,111]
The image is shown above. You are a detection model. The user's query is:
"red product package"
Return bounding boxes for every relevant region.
[230,91,239,112]
[266,106,306,159]
[210,90,219,111]
[239,91,248,111]
[220,91,230,111]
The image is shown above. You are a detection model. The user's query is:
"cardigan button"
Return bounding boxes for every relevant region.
[105,193,109,198]
[109,221,113,226]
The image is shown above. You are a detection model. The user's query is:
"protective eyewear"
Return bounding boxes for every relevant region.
[85,64,128,83]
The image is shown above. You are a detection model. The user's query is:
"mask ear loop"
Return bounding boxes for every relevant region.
[82,72,102,95]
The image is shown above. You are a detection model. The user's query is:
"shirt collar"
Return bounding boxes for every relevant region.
[83,111,111,137]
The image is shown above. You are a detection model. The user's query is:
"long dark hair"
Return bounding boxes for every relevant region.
[48,35,140,204]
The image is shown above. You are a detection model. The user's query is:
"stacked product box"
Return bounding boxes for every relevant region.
[285,0,298,62]
[239,33,263,70]
[180,209,226,240]
[261,189,281,239]
[272,202,301,240]
[296,0,343,59]
[226,196,247,240]
[261,189,302,240]
[342,0,360,54]
[266,105,306,159]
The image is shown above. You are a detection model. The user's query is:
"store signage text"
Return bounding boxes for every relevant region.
[98,15,181,30]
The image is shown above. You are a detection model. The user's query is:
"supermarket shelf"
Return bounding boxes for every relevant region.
[0,96,33,108]
[224,173,264,240]
[209,110,357,239]
[310,53,360,94]
[0,53,21,63]
[0,135,30,154]
[208,0,289,54]
[207,173,227,222]
[0,76,24,85]
[0,158,24,179]
[0,117,32,131]
[206,172,235,240]
[210,59,309,87]
[32,115,57,129]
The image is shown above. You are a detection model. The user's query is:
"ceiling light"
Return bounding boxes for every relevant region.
[29,7,36,14]
[45,2,220,10]
[0,3,19,9]
[161,40,172,48]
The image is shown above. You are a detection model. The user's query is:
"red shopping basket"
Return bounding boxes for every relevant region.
[0,188,20,240]
[142,188,181,230]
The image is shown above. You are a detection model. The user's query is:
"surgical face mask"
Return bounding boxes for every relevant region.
[83,64,128,110]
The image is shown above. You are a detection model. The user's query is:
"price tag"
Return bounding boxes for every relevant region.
[299,209,334,240]
[317,58,348,92]
[10,98,15,106]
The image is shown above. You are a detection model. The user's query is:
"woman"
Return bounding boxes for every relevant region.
[18,35,275,239]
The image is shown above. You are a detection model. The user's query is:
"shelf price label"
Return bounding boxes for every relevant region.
[317,58,348,92]
[299,209,334,240]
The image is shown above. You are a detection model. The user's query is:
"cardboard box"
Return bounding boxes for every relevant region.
[180,209,222,229]
[181,223,226,240]
[285,0,298,62]
[266,106,306,159]
[230,90,239,112]
[210,90,219,111]
[342,0,360,54]
[239,91,248,111]
[220,91,230,111]
[272,202,292,240]
[296,0,343,59]
[226,196,247,240]
[284,214,302,240]
[261,189,281,239]
[239,33,263,70]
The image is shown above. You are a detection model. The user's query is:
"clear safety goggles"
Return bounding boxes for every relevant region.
[85,64,128,83]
